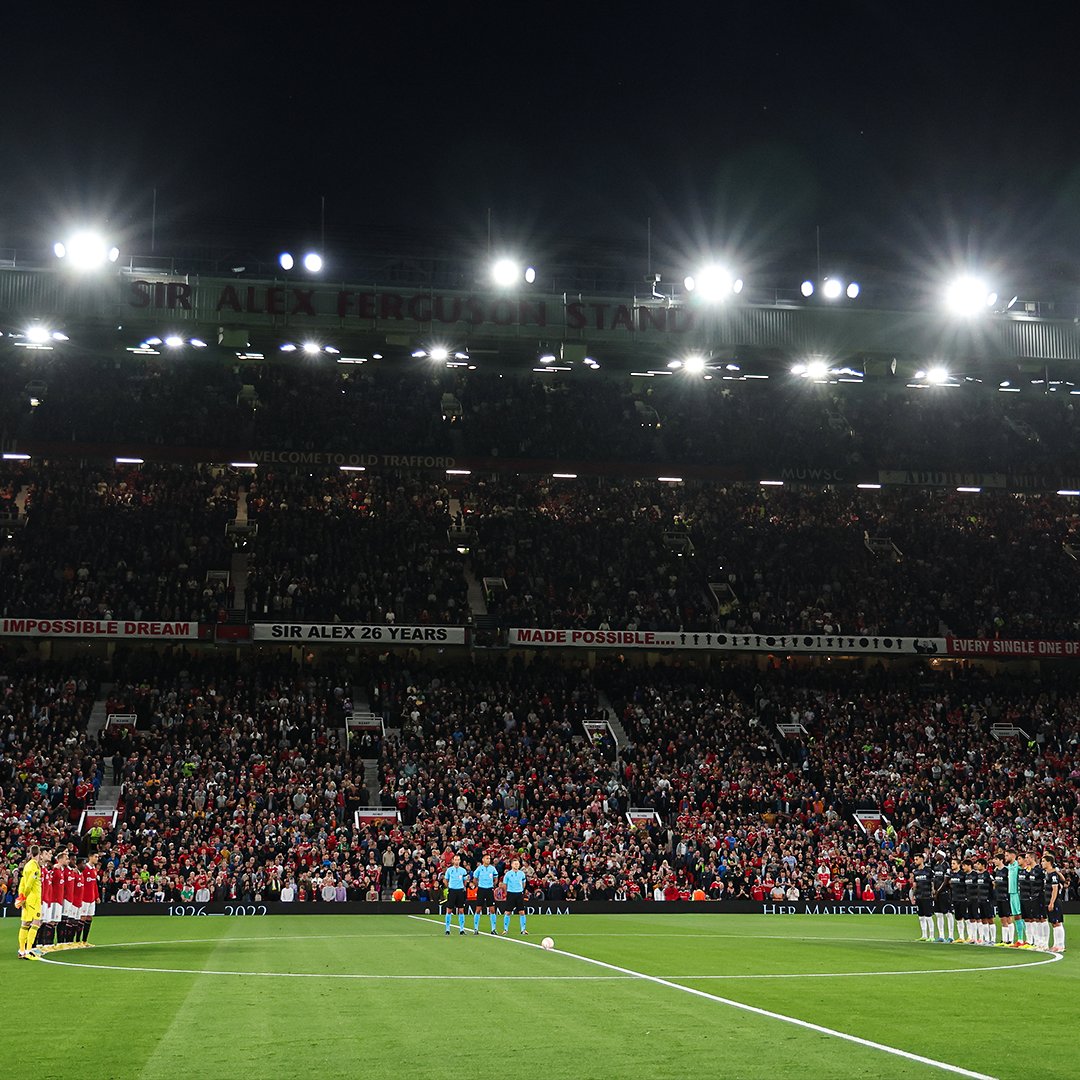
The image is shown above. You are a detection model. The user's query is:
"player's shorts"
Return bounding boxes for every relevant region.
[952,901,968,921]
[917,898,934,918]
[446,889,466,909]
[476,887,495,907]
[20,902,42,923]
[504,893,525,913]
[63,901,79,919]
[80,902,95,918]
[45,902,62,923]
[995,900,1012,919]
[978,901,995,921]
[1009,895,1021,918]
[1034,903,1048,921]
[933,894,951,914]
[1047,905,1063,925]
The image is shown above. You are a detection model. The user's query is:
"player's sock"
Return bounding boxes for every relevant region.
[25,925,38,950]
[18,926,28,952]
[81,920,91,943]
[946,913,955,939]
[503,914,510,933]
[1015,919,1025,943]
[936,913,945,938]
[444,912,452,932]
[1054,925,1065,950]
[1002,924,1012,944]
[458,913,465,931]
[519,914,526,934]
[473,912,480,932]
[990,923,997,944]
[490,913,497,933]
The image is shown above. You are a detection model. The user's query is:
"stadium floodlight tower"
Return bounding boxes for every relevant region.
[54,231,120,270]
[278,251,323,273]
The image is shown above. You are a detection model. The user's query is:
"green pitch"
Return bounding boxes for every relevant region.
[3,913,1075,1080]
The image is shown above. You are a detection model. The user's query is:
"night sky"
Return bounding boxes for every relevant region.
[2,3,1079,290]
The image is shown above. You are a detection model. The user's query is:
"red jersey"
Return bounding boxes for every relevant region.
[40,865,54,906]
[82,866,99,903]
[50,865,65,903]
[64,865,81,905]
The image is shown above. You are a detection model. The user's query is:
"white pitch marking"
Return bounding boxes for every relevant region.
[35,958,634,980]
[409,917,1004,1080]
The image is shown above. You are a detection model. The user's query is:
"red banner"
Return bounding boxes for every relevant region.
[946,637,1080,658]
[0,618,200,640]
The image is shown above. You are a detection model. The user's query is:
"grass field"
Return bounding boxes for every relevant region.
[2,913,1074,1080]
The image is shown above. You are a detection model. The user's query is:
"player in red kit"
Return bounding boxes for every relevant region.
[38,849,67,952]
[60,852,84,949]
[78,854,100,946]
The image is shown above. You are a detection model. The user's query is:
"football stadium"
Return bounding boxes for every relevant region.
[3,10,1079,1080]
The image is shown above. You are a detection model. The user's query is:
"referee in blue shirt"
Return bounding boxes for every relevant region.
[502,857,529,936]
[443,855,469,936]
[473,854,499,935]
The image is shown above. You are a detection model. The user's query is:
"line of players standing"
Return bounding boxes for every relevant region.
[17,848,100,958]
[911,849,1066,952]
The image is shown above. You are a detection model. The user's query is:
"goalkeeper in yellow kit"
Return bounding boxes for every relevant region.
[15,845,45,959]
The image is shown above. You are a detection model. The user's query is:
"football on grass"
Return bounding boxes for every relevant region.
[542,937,555,950]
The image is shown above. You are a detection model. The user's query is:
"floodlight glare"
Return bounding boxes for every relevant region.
[694,265,738,302]
[429,346,450,362]
[945,275,995,316]
[303,341,321,355]
[279,252,295,271]
[800,280,814,298]
[539,352,556,364]
[303,252,323,273]
[26,326,50,344]
[59,231,115,270]
[926,366,950,384]
[524,266,536,284]
[492,258,520,287]
[164,335,185,348]
[822,278,843,300]
[846,282,860,299]
[790,363,808,376]
[683,355,706,374]
[806,360,829,379]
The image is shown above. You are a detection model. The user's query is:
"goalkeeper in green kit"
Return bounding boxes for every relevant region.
[1005,847,1024,946]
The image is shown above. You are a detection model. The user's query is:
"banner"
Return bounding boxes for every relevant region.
[509,628,947,655]
[253,623,467,645]
[0,618,198,640]
[354,808,401,828]
[946,636,1080,658]
[626,809,660,828]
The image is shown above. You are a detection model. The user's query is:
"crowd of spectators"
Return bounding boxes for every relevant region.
[244,470,469,624]
[8,350,1080,476]
[3,653,1076,909]
[0,463,236,623]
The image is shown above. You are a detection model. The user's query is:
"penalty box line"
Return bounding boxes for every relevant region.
[408,916,998,1080]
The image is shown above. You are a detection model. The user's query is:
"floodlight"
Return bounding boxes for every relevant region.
[945,275,995,316]
[524,266,536,284]
[303,341,321,355]
[539,352,556,364]
[279,252,294,271]
[51,331,69,342]
[280,343,297,352]
[303,252,323,272]
[429,346,449,362]
[806,360,829,379]
[846,282,860,299]
[492,258,520,287]
[800,280,814,298]
[683,355,706,374]
[25,326,50,344]
[822,278,843,300]
[926,366,949,384]
[190,338,207,348]
[790,363,808,376]
[164,335,185,348]
[693,265,738,302]
[57,231,116,270]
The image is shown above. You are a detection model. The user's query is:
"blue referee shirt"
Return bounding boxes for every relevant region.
[473,864,498,889]
[503,868,526,894]
[444,865,469,890]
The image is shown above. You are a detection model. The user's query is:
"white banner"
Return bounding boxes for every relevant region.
[253,623,467,644]
[0,618,197,640]
[508,628,947,655]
